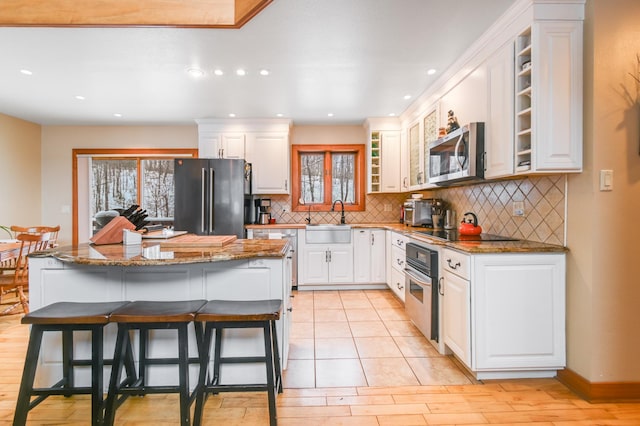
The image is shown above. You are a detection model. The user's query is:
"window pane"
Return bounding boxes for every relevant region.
[332,153,355,203]
[142,159,175,219]
[300,153,325,203]
[90,159,137,216]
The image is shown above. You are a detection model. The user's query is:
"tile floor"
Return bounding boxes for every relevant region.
[283,289,475,389]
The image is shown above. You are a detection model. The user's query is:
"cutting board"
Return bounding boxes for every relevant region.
[158,234,237,247]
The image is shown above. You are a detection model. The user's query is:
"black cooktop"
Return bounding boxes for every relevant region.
[415,229,519,242]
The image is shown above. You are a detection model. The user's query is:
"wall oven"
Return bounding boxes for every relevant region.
[404,242,439,342]
[428,122,485,186]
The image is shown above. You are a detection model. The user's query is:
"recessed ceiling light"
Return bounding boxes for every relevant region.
[403,94,412,100]
[276,113,283,117]
[236,69,246,76]
[20,69,33,76]
[259,69,270,76]
[327,113,334,117]
[214,69,224,76]
[229,113,236,118]
[388,113,396,117]
[75,95,86,101]
[427,68,437,75]
[113,113,122,118]
[187,67,205,77]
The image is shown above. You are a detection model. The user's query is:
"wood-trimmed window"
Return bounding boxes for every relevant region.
[72,148,197,245]
[291,144,365,212]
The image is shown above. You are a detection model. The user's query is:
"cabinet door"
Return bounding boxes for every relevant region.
[370,229,386,283]
[380,131,401,192]
[473,253,565,370]
[443,270,471,368]
[246,133,290,194]
[198,132,221,158]
[389,267,405,302]
[485,41,515,178]
[328,245,353,283]
[221,133,245,159]
[533,21,583,171]
[408,122,422,188]
[301,247,329,284]
[353,229,371,282]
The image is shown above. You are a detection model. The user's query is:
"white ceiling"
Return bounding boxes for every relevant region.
[0,0,517,126]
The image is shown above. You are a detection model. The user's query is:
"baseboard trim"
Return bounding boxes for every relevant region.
[557,368,640,402]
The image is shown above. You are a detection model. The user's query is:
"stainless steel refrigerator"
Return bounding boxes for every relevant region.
[173,158,252,238]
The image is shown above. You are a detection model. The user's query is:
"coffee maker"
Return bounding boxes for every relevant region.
[255,198,272,224]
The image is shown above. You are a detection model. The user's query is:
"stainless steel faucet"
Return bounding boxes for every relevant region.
[331,200,346,224]
[305,205,311,224]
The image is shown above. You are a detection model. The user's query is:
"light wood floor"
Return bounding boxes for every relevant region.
[2,290,640,425]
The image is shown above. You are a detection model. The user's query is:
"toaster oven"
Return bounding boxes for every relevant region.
[403,199,433,227]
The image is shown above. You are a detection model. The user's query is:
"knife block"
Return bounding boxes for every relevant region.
[90,216,136,245]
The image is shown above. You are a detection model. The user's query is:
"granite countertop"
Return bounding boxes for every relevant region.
[33,239,289,267]
[247,222,567,254]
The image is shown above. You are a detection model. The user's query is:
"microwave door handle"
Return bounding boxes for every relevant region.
[454,133,465,170]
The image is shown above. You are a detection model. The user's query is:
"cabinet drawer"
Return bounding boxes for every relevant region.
[389,267,406,302]
[442,248,470,280]
[391,232,409,250]
[391,245,406,272]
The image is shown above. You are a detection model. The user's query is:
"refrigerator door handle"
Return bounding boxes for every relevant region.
[209,168,214,232]
[201,168,207,234]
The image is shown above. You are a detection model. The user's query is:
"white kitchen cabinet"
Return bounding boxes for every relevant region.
[485,40,515,179]
[300,244,353,285]
[407,121,423,189]
[514,21,583,174]
[441,247,566,379]
[441,249,472,368]
[364,118,401,193]
[245,133,290,194]
[198,132,245,159]
[387,231,408,301]
[353,229,386,283]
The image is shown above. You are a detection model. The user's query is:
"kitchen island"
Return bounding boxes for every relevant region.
[27,238,292,390]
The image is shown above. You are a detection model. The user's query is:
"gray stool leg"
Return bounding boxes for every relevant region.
[13,325,44,426]
[263,322,277,426]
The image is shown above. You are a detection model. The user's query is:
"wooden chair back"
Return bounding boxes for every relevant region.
[12,232,54,283]
[10,225,60,248]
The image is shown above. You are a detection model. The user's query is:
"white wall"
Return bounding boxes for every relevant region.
[0,114,41,231]
[41,125,198,244]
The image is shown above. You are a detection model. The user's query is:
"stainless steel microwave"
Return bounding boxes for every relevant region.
[428,122,485,186]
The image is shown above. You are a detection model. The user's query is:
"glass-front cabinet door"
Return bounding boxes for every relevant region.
[423,108,439,185]
[408,123,421,187]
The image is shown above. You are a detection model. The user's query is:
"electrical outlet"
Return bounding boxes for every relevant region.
[512,201,525,217]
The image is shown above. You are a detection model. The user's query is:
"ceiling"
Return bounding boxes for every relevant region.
[0,0,517,126]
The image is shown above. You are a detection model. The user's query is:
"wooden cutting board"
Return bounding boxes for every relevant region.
[158,234,237,247]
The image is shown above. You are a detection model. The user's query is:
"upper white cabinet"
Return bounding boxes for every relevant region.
[407,121,423,189]
[364,118,401,193]
[485,41,515,179]
[198,132,245,159]
[514,20,583,173]
[196,119,292,195]
[245,133,290,194]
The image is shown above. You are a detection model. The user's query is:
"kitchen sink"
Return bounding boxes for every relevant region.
[305,224,351,244]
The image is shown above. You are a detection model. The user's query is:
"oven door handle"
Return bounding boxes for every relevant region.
[404,268,432,287]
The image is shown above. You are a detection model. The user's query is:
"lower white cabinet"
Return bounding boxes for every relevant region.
[353,229,386,283]
[441,247,566,379]
[387,231,408,301]
[300,244,353,285]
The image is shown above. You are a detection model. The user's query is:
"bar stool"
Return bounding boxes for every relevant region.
[103,299,207,426]
[13,301,134,426]
[193,299,283,426]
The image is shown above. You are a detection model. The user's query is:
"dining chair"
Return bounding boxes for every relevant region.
[10,225,60,248]
[0,232,55,315]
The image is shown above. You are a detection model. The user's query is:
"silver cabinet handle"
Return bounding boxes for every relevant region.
[396,258,404,267]
[447,258,461,269]
[397,282,404,290]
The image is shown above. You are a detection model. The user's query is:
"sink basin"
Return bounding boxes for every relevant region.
[305,224,351,244]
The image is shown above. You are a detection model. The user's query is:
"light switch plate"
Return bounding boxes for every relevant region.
[600,170,613,191]
[512,201,525,216]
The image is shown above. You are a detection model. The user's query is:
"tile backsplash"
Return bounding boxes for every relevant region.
[265,175,566,245]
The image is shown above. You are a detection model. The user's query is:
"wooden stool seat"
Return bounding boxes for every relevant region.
[13,301,133,426]
[103,299,207,426]
[194,299,283,426]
